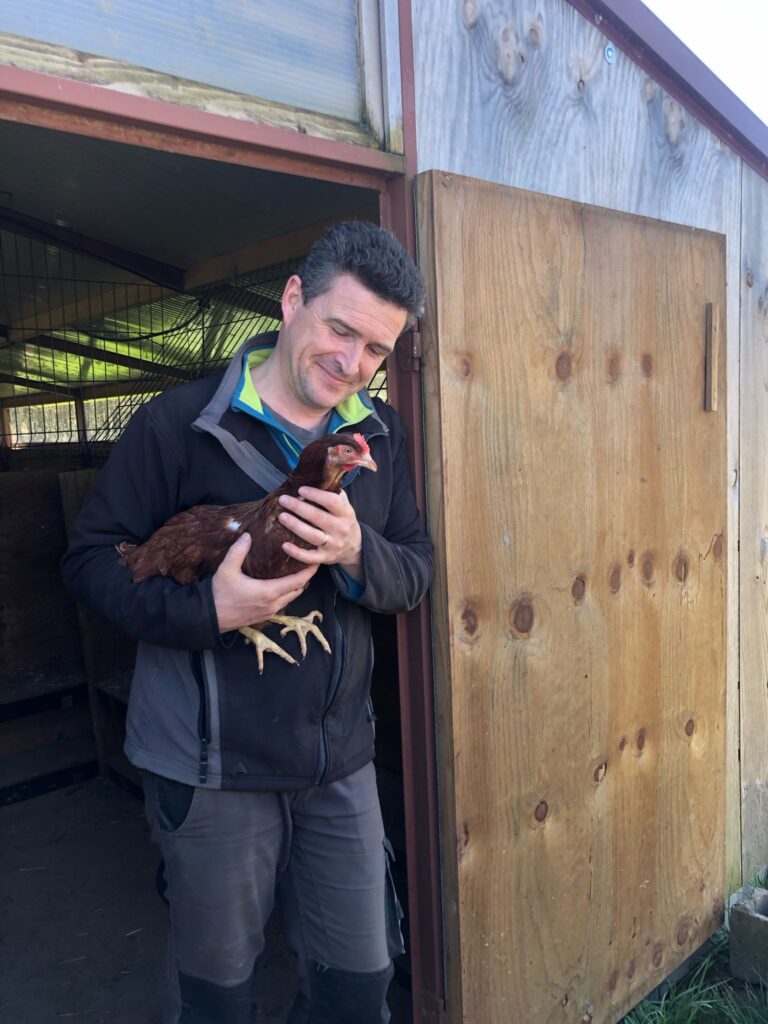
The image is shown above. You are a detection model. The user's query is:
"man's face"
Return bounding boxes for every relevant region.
[277,273,408,414]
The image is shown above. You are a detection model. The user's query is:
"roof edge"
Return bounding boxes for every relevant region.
[566,0,768,182]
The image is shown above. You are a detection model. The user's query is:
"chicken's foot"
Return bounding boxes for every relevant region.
[271,611,331,660]
[239,626,298,674]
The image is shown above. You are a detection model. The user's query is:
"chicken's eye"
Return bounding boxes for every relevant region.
[343,446,353,455]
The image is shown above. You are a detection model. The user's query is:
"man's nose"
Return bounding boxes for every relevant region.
[335,343,363,377]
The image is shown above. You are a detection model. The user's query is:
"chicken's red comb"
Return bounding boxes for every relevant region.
[353,432,370,454]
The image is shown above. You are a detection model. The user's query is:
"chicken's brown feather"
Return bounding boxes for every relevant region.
[118,432,369,591]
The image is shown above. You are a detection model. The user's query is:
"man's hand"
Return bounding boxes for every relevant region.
[211,533,318,632]
[277,486,364,582]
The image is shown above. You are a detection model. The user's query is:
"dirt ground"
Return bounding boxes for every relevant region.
[0,778,412,1023]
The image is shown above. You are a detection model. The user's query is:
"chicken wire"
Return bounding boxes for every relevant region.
[0,232,387,456]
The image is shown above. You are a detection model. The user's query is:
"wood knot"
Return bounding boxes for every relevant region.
[641,354,653,377]
[676,923,689,946]
[534,800,548,822]
[618,736,628,752]
[607,352,621,381]
[461,602,478,636]
[509,597,535,636]
[627,550,635,567]
[571,574,587,603]
[626,959,636,979]
[641,553,654,584]
[652,944,664,968]
[713,534,723,560]
[609,565,622,592]
[528,24,540,47]
[593,761,607,783]
[556,351,572,381]
[673,553,689,583]
[746,270,754,288]
[455,353,473,379]
[685,718,695,737]
[636,729,646,752]
[497,21,522,84]
[608,970,619,992]
[577,78,586,94]
[462,0,479,27]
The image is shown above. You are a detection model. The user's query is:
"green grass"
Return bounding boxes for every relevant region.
[623,872,768,1024]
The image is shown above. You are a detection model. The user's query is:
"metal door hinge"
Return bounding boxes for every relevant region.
[410,319,423,370]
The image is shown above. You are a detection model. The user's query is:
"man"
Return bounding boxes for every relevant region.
[62,221,433,1024]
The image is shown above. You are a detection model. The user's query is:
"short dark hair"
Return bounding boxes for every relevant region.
[299,220,426,326]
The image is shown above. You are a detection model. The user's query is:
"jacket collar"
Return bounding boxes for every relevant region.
[191,333,388,493]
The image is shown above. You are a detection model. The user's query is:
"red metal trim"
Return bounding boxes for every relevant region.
[380,2,447,1021]
[565,0,768,181]
[0,66,403,188]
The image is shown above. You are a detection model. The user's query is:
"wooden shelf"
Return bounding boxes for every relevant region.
[94,670,132,707]
[0,665,88,721]
[0,734,97,805]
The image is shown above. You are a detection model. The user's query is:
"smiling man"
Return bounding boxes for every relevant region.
[62,221,433,1024]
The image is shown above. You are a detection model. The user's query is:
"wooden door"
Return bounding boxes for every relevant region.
[418,171,727,1024]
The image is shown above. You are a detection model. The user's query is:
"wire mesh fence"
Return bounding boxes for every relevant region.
[0,231,387,456]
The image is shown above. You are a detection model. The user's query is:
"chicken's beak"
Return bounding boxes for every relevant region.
[359,452,377,472]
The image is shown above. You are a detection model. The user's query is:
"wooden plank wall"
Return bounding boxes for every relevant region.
[738,164,768,882]
[412,0,750,888]
[0,470,82,679]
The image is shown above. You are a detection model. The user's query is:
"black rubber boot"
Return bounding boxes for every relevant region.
[304,960,393,1024]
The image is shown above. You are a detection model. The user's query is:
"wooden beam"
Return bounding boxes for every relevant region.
[31,334,193,380]
[184,207,376,290]
[0,374,219,408]
[0,208,185,289]
[210,287,282,321]
[8,283,174,344]
[0,372,76,398]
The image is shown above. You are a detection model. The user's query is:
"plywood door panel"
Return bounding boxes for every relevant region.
[418,171,727,1024]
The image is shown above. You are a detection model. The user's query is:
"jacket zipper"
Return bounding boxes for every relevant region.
[314,591,345,785]
[189,651,211,784]
[311,432,383,785]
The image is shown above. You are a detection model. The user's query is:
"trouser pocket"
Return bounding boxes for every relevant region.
[383,837,405,958]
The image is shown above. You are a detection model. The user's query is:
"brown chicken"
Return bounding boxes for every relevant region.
[117,432,377,671]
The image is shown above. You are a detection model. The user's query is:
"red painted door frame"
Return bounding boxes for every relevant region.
[0,27,447,1021]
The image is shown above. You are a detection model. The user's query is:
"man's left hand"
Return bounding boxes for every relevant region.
[278,487,364,581]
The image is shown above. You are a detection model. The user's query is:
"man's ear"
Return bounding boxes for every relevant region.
[281,275,303,324]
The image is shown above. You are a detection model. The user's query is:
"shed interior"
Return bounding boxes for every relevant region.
[0,120,412,1007]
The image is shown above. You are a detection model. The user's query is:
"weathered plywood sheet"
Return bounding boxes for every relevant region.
[419,171,727,1024]
[738,164,768,882]
[413,0,744,890]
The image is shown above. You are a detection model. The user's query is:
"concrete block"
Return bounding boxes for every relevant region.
[730,887,768,982]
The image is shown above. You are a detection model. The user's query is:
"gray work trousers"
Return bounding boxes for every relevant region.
[142,762,404,1024]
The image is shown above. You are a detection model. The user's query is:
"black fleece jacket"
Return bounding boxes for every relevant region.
[61,358,433,790]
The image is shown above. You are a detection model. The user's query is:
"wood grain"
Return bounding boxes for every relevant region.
[738,164,768,882]
[412,0,744,891]
[419,171,727,1024]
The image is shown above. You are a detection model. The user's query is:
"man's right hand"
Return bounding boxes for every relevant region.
[211,533,318,632]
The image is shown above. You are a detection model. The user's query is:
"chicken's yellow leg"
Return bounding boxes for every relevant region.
[239,627,298,674]
[270,611,331,660]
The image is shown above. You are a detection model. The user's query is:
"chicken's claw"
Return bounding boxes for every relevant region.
[239,626,299,674]
[270,611,331,661]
